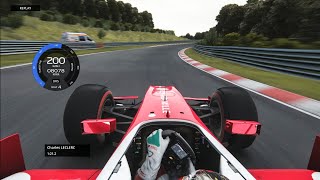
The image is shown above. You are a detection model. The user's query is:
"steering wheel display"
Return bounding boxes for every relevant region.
[162,130,196,177]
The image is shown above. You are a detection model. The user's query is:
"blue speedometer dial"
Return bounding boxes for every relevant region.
[32,43,80,91]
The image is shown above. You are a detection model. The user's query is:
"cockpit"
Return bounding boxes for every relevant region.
[98,120,254,180]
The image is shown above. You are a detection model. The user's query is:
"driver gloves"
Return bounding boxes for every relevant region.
[137,129,170,180]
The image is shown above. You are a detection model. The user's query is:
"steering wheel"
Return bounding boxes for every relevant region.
[161,129,196,177]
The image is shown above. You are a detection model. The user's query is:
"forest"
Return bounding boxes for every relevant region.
[0,0,175,34]
[190,0,320,48]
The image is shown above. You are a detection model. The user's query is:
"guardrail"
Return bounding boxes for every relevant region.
[0,40,192,55]
[104,41,192,47]
[193,44,320,79]
[0,40,97,55]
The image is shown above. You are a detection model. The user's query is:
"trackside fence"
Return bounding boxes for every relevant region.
[104,41,191,47]
[0,40,192,55]
[193,44,320,79]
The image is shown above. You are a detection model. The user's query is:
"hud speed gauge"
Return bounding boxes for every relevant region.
[32,43,80,91]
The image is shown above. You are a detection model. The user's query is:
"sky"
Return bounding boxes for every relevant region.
[121,0,247,36]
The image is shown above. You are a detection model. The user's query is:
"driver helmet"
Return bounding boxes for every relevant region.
[180,170,229,180]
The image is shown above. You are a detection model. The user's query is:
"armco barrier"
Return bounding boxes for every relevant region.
[0,40,192,55]
[103,41,191,47]
[193,44,320,79]
[0,40,97,55]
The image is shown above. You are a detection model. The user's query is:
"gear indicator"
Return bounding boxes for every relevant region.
[32,43,80,91]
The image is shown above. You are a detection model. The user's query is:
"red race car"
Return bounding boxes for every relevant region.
[1,85,319,180]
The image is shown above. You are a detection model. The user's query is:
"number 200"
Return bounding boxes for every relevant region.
[47,57,66,65]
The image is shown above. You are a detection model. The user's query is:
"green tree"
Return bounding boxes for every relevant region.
[194,32,205,40]
[117,1,125,22]
[81,19,90,27]
[239,1,264,35]
[0,0,11,16]
[185,33,194,40]
[222,32,241,45]
[96,0,110,20]
[204,28,219,46]
[108,0,120,22]
[57,0,73,14]
[165,30,175,36]
[216,4,246,35]
[94,19,104,28]
[259,0,300,38]
[62,14,79,24]
[3,13,24,28]
[136,13,144,25]
[83,0,97,17]
[130,7,139,24]
[295,0,320,40]
[131,24,141,31]
[123,3,133,23]
[37,0,54,11]
[240,33,268,45]
[40,12,53,21]
[97,29,106,39]
[123,23,133,31]
[110,22,120,30]
[71,0,83,16]
[247,0,259,4]
[140,11,154,28]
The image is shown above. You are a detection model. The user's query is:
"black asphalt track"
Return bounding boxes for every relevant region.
[1,44,319,171]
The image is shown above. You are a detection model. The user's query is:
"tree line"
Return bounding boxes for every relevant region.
[187,0,320,48]
[0,0,176,35]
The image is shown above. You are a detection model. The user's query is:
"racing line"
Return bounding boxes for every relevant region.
[1,44,319,171]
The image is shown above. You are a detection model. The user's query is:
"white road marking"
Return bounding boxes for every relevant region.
[291,99,320,115]
[195,64,211,69]
[233,79,271,91]
[0,63,32,70]
[188,60,200,64]
[209,69,230,76]
[1,43,189,70]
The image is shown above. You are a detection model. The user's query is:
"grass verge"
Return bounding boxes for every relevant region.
[0,16,185,42]
[0,45,150,67]
[185,48,320,100]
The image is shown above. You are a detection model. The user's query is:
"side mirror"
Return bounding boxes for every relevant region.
[81,118,116,134]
